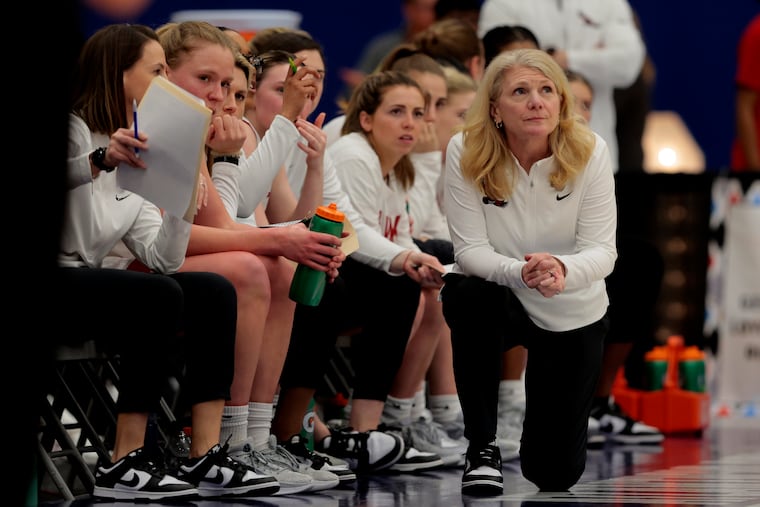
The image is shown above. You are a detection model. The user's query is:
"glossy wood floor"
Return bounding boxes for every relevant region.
[40,412,760,507]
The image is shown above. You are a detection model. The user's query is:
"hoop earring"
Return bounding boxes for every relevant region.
[494,119,503,129]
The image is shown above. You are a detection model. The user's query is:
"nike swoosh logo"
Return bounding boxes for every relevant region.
[556,192,572,201]
[206,466,237,485]
[115,193,131,201]
[118,469,150,489]
[207,468,226,484]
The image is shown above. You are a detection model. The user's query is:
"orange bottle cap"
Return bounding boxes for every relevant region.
[315,202,345,222]
[679,346,705,361]
[645,346,669,361]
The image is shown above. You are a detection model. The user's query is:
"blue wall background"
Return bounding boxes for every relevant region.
[81,0,760,171]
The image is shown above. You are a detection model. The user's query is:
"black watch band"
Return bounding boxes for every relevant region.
[91,147,116,173]
[212,155,240,165]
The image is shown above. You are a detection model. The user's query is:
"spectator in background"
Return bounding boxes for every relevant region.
[614,9,655,172]
[414,17,485,82]
[478,0,645,172]
[732,12,760,171]
[339,0,437,94]
[481,24,539,67]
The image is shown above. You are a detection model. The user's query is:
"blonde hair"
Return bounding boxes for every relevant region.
[443,65,477,96]
[157,20,238,71]
[460,48,595,201]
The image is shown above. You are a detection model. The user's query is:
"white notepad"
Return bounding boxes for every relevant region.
[117,76,211,222]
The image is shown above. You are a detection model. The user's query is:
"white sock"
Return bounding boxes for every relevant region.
[382,395,414,426]
[411,388,427,420]
[248,401,273,450]
[428,394,462,423]
[499,379,526,415]
[220,405,248,445]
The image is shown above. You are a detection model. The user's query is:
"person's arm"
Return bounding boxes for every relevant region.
[552,135,618,289]
[122,201,191,274]
[235,115,301,218]
[266,115,327,223]
[193,162,341,269]
[736,87,760,170]
[210,155,242,219]
[409,151,444,239]
[444,133,527,287]
[565,0,645,89]
[477,0,520,37]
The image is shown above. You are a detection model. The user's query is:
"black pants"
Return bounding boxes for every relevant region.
[54,268,237,414]
[441,274,607,491]
[280,257,420,401]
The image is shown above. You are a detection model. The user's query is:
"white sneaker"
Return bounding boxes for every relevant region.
[406,415,466,467]
[228,437,312,496]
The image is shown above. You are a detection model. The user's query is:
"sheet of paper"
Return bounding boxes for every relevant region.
[117,76,211,221]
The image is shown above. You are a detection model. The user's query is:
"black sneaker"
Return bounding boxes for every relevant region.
[461,442,503,496]
[281,434,356,487]
[589,397,664,445]
[316,426,405,473]
[178,442,280,497]
[93,447,198,501]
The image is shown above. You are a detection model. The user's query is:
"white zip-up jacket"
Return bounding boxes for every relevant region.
[444,131,617,331]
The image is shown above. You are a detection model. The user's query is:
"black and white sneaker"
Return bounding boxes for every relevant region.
[316,426,405,473]
[178,442,280,497]
[93,447,197,501]
[461,442,503,496]
[589,397,664,445]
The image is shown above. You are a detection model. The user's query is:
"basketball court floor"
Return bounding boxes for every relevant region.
[40,411,760,507]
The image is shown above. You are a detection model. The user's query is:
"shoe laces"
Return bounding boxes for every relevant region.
[411,417,445,445]
[260,438,301,471]
[283,436,319,468]
[329,427,369,455]
[468,445,501,470]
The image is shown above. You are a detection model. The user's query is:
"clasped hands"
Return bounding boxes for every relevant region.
[522,252,565,298]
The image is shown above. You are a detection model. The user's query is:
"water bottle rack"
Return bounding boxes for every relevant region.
[611,336,710,436]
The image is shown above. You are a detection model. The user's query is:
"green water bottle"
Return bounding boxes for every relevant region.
[678,346,706,392]
[289,203,345,306]
[300,397,316,452]
[644,346,669,391]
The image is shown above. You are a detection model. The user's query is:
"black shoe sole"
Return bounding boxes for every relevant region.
[462,480,504,496]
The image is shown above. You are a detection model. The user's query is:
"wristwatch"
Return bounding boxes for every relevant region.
[212,155,240,165]
[91,147,116,173]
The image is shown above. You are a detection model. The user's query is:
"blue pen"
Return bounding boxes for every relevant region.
[132,98,139,155]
